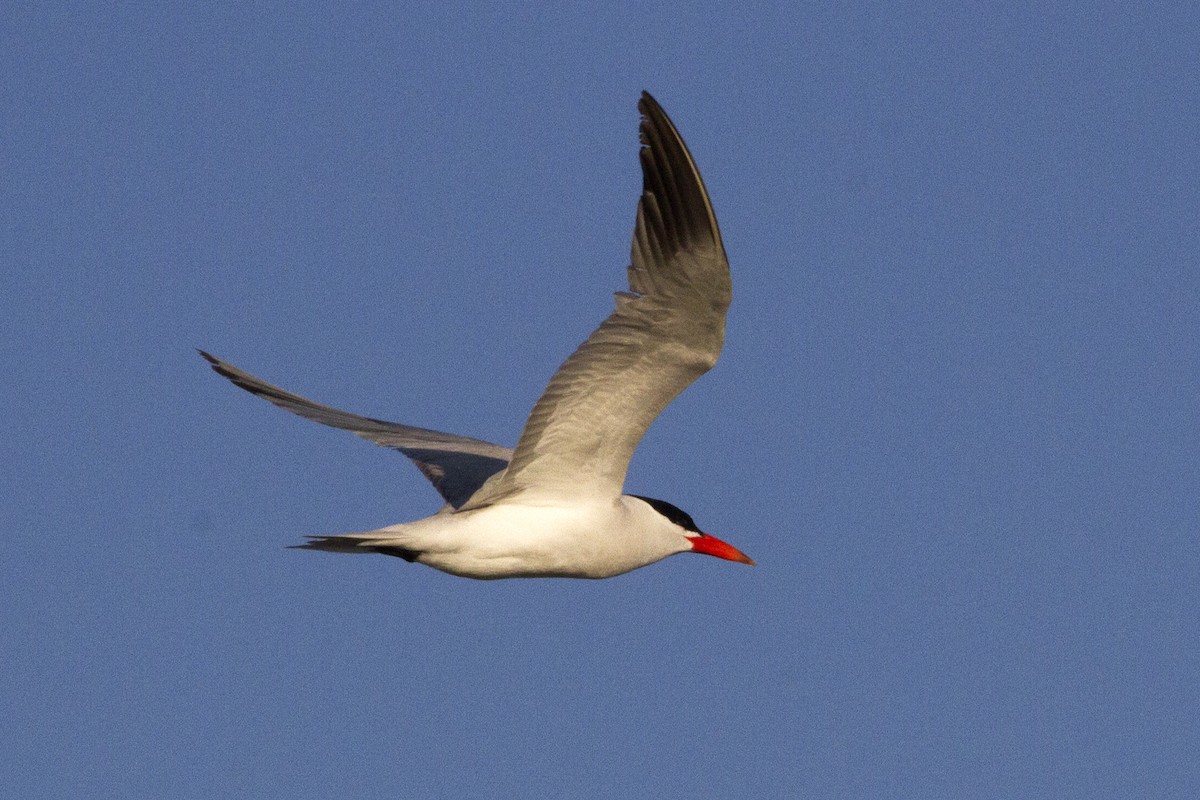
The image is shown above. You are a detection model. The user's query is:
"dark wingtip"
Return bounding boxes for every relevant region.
[630,89,728,278]
[636,91,668,146]
[197,350,242,385]
[197,349,243,386]
[196,350,274,400]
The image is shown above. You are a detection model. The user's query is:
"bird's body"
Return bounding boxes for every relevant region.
[315,496,691,580]
[202,92,753,579]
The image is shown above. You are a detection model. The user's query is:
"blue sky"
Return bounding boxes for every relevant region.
[3,2,1198,797]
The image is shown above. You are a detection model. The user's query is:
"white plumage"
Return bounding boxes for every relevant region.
[201,92,752,579]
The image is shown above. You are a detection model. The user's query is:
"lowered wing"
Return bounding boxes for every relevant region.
[199,351,512,508]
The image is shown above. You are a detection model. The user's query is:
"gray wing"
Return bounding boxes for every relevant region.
[462,92,730,508]
[199,351,512,508]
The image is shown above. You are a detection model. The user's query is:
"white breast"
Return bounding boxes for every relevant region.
[373,497,688,580]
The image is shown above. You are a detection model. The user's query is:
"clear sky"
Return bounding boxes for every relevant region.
[3,3,1198,798]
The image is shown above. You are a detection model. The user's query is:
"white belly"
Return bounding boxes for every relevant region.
[370,499,684,580]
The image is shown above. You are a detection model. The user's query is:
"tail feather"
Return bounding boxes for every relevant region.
[291,535,420,563]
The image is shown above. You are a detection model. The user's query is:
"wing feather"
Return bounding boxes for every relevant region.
[462,92,730,507]
[199,351,511,508]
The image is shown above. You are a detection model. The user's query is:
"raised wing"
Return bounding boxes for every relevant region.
[199,351,512,508]
[462,92,730,508]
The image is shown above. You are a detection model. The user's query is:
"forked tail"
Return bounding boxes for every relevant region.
[291,535,421,563]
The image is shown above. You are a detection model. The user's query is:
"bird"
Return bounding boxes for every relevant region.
[200,91,753,579]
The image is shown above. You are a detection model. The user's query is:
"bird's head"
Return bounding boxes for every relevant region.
[632,495,755,566]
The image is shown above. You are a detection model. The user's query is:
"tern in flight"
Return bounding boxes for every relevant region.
[201,92,753,579]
